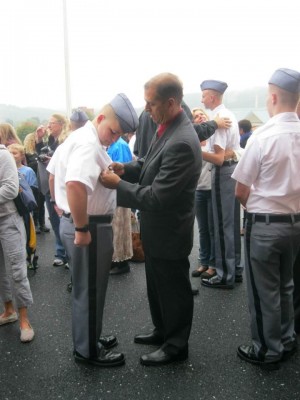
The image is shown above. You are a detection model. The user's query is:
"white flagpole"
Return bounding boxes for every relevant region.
[63,0,72,117]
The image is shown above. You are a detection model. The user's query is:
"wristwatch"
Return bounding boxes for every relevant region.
[75,225,89,232]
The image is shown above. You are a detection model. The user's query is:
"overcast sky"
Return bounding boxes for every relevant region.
[1,0,299,113]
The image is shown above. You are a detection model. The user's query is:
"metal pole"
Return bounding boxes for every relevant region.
[63,0,72,117]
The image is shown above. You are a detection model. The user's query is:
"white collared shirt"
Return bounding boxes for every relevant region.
[232,112,300,214]
[207,104,240,152]
[47,121,116,215]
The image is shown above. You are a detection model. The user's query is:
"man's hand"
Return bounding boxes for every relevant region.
[35,125,47,143]
[54,204,63,217]
[100,169,121,189]
[74,231,91,247]
[214,114,232,130]
[108,162,125,176]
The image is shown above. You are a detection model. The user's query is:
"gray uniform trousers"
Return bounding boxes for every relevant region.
[211,162,242,285]
[60,214,113,359]
[244,216,300,361]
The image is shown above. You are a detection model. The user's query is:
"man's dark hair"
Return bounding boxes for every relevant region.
[238,119,252,133]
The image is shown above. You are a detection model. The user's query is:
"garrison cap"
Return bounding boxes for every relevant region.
[268,68,300,93]
[200,80,228,94]
[109,93,139,133]
[70,109,89,122]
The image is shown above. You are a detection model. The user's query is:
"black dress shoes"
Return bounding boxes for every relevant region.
[201,275,234,289]
[237,345,280,370]
[140,347,188,366]
[110,260,130,275]
[134,332,164,346]
[74,347,125,367]
[99,335,118,349]
[191,267,207,277]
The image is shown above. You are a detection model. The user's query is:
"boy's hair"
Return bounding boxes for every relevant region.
[7,143,25,156]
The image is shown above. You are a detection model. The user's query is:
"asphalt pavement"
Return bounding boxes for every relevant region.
[0,223,299,400]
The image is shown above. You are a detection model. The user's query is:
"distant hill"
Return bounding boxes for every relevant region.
[0,86,268,126]
[183,86,267,111]
[0,104,63,126]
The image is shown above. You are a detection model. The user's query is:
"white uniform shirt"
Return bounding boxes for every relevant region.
[232,112,300,214]
[207,104,240,152]
[47,121,116,215]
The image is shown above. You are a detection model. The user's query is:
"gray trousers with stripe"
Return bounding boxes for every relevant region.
[244,219,300,361]
[211,164,242,284]
[60,215,113,358]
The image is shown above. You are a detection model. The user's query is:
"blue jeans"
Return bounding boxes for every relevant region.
[195,190,215,267]
[45,192,67,262]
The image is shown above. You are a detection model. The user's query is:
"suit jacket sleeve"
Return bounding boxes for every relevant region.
[193,121,217,141]
[117,141,198,211]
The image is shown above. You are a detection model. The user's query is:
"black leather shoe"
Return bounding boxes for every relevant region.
[237,345,280,370]
[110,261,130,275]
[201,275,234,289]
[235,275,243,283]
[99,335,118,349]
[140,347,188,366]
[134,332,164,345]
[281,341,298,362]
[191,267,207,277]
[74,348,125,367]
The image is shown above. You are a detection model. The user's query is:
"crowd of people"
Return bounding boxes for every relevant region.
[0,68,299,372]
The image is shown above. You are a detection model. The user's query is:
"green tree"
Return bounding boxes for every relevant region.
[16,120,39,143]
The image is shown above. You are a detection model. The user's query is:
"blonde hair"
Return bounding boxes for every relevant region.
[0,123,22,146]
[23,132,37,154]
[192,107,209,121]
[51,114,71,144]
[7,143,25,156]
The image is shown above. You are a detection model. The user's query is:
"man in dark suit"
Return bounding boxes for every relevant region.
[101,72,202,366]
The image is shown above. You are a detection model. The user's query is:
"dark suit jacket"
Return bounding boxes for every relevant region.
[117,111,202,260]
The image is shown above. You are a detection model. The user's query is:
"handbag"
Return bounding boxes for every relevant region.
[131,212,145,263]
[14,172,38,216]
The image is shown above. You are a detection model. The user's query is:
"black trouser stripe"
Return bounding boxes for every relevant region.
[88,222,98,358]
[215,166,227,282]
[245,220,267,359]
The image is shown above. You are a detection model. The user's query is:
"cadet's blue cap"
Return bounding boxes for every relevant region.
[109,93,139,133]
[200,80,228,94]
[70,109,89,122]
[268,68,300,93]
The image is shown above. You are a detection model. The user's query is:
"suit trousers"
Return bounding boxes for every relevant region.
[60,215,113,359]
[244,219,300,361]
[144,254,193,355]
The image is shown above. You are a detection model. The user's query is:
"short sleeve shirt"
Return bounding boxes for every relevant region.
[207,104,240,152]
[47,121,116,215]
[231,112,300,214]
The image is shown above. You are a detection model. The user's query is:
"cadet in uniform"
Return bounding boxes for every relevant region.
[47,94,139,367]
[232,68,300,369]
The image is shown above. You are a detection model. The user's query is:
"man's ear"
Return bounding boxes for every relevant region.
[271,93,277,105]
[97,114,105,124]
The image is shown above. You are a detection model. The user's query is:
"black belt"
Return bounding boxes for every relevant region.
[62,212,71,218]
[247,213,300,224]
[89,215,113,224]
[222,160,238,166]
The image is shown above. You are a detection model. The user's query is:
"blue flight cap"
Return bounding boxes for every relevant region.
[109,93,139,133]
[200,80,228,94]
[70,109,89,122]
[268,68,300,93]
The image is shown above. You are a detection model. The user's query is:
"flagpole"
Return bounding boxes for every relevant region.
[63,0,72,117]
